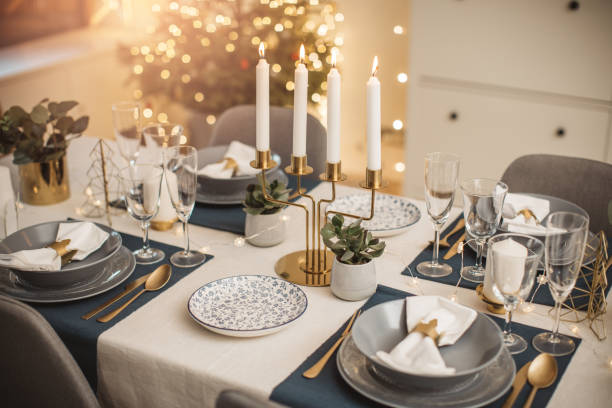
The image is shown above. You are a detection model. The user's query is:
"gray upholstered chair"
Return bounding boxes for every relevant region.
[501,154,612,237]
[216,390,286,408]
[0,295,100,408]
[209,105,327,176]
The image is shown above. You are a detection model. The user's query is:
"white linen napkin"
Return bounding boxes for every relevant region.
[376,296,477,375]
[198,141,260,179]
[0,222,109,271]
[502,194,550,234]
[0,166,17,236]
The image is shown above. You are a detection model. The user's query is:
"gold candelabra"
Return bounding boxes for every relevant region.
[251,150,385,287]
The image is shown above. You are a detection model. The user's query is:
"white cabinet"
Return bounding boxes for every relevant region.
[405,0,612,198]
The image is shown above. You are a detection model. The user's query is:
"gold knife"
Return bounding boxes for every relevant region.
[502,361,531,408]
[443,232,466,260]
[81,273,153,320]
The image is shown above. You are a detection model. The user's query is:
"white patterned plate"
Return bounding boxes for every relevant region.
[187,275,308,337]
[327,194,421,237]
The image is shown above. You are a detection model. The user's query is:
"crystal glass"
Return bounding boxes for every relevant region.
[489,233,544,354]
[163,145,206,268]
[112,102,142,166]
[533,212,589,356]
[417,152,460,278]
[460,179,508,282]
[142,123,183,163]
[120,164,165,264]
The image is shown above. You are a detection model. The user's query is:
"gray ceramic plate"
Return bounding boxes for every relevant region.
[0,246,135,303]
[351,299,504,389]
[337,334,515,408]
[0,221,122,287]
[196,145,287,205]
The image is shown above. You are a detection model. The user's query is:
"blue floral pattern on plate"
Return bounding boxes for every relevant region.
[187,275,308,337]
[327,194,421,237]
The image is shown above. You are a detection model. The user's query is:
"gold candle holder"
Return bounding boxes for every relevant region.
[250,149,277,170]
[252,152,384,287]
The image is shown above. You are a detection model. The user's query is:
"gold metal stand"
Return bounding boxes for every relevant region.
[251,152,385,287]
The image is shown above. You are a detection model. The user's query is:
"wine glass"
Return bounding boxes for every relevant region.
[460,179,508,282]
[163,145,206,268]
[532,211,589,356]
[142,123,183,163]
[417,152,460,278]
[112,102,142,166]
[489,233,544,354]
[120,164,165,264]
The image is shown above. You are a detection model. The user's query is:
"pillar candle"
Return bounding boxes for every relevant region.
[292,44,308,157]
[256,43,269,151]
[366,56,381,170]
[326,50,341,164]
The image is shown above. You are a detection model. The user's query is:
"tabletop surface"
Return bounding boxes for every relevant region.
[5,137,611,408]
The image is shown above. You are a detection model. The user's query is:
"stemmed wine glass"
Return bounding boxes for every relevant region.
[417,152,460,278]
[489,233,544,354]
[120,164,165,264]
[112,102,142,166]
[142,123,183,162]
[532,211,589,356]
[163,146,206,268]
[460,179,508,282]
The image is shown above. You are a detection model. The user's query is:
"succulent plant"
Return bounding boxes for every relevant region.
[0,99,89,164]
[321,214,386,265]
[243,179,291,215]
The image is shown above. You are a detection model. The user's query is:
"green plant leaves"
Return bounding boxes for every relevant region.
[322,214,386,265]
[48,101,78,118]
[30,105,50,124]
[242,179,290,215]
[69,116,89,134]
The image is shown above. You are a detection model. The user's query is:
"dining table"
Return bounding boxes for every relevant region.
[2,136,611,408]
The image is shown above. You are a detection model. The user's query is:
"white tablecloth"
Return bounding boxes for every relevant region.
[8,138,611,407]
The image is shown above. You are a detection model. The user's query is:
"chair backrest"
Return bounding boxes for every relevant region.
[501,154,612,237]
[209,105,327,176]
[0,295,100,408]
[216,390,286,408]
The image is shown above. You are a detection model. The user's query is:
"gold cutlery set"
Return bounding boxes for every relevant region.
[428,218,466,260]
[81,264,172,323]
[502,353,558,408]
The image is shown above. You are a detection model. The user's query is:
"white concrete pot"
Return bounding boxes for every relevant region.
[330,257,377,301]
[245,212,286,247]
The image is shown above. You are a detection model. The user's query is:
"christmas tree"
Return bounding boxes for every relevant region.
[120,0,342,117]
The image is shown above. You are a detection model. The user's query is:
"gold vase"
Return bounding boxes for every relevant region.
[19,156,70,205]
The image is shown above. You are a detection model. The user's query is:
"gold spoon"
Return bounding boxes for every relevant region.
[524,353,558,408]
[97,264,172,323]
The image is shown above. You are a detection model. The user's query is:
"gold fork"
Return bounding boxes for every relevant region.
[302,309,362,379]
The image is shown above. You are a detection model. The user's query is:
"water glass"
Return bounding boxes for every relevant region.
[120,164,165,264]
[163,145,206,268]
[112,102,142,166]
[417,152,460,278]
[460,179,508,282]
[532,211,589,356]
[489,233,544,354]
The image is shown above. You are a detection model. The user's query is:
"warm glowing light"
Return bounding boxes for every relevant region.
[133,89,142,99]
[449,294,457,303]
[394,162,406,172]
[393,25,404,35]
[335,12,344,22]
[260,0,270,4]
[206,115,216,125]
[145,54,154,63]
[311,93,321,102]
[304,20,315,31]
[251,36,261,45]
[206,23,216,33]
[317,44,326,53]
[408,277,419,286]
[140,46,150,55]
[181,74,191,83]
[160,69,170,79]
[274,23,284,32]
[234,237,246,248]
[229,31,239,40]
[169,2,179,11]
[299,44,305,63]
[194,92,204,102]
[310,0,319,5]
[393,120,403,130]
[130,46,139,56]
[284,20,294,29]
[262,16,271,25]
[166,49,176,58]
[397,72,408,83]
[259,42,265,58]
[179,135,187,144]
[320,81,327,90]
[317,24,328,36]
[570,325,579,334]
[334,36,344,46]
[152,3,160,12]
[308,52,318,62]
[157,112,168,122]
[331,48,337,67]
[270,0,279,8]
[215,14,224,24]
[286,81,295,91]
[143,108,153,118]
[225,43,236,52]
[201,38,210,47]
[133,64,143,74]
[272,63,281,73]
[371,56,379,77]
[157,42,167,52]
[193,20,202,29]
[313,60,322,69]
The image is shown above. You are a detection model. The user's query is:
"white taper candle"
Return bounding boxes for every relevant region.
[256,43,269,151]
[366,56,381,170]
[326,50,341,164]
[292,44,308,157]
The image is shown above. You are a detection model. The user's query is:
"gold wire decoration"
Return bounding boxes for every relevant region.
[560,231,609,340]
[251,151,386,287]
[78,139,122,227]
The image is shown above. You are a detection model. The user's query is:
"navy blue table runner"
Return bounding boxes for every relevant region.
[271,285,580,408]
[31,232,212,390]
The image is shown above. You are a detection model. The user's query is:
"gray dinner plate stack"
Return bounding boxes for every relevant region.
[0,221,135,303]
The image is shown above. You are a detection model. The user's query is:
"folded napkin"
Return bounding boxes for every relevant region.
[198,141,261,179]
[376,296,477,375]
[0,222,109,271]
[0,166,17,236]
[502,194,550,234]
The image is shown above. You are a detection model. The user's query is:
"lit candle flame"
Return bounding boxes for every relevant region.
[371,56,379,77]
[299,44,305,64]
[331,49,337,68]
[259,42,265,58]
